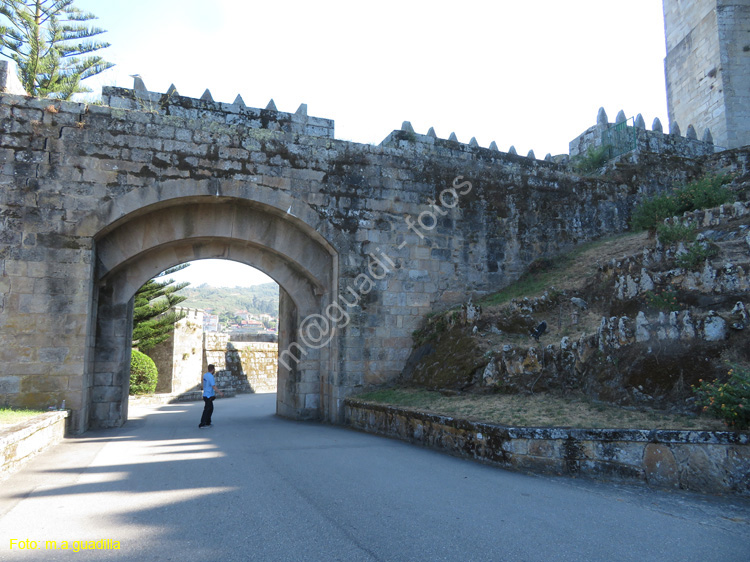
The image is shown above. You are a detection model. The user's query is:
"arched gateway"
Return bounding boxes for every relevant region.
[92,195,337,429]
[1,83,638,434]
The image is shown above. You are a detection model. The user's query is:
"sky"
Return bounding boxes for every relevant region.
[68,0,670,288]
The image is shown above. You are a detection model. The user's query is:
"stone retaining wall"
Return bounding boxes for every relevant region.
[345,400,750,496]
[0,410,68,480]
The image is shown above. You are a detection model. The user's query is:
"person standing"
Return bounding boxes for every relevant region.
[199,364,223,428]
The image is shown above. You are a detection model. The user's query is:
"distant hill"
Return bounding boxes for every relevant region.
[179,283,279,316]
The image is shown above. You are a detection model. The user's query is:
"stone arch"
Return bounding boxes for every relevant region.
[86,196,338,430]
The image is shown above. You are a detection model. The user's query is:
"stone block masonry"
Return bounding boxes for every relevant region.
[345,400,750,496]
[147,307,204,395]
[0,77,746,433]
[1,410,68,481]
[663,0,750,149]
[204,333,277,393]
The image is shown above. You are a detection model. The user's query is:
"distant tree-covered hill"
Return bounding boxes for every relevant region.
[179,283,279,317]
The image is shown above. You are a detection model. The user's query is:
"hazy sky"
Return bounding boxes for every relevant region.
[69,0,670,287]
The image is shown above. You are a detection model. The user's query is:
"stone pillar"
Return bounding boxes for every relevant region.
[89,283,133,429]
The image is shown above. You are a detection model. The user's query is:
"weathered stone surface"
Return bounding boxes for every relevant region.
[643,443,679,488]
[346,400,750,496]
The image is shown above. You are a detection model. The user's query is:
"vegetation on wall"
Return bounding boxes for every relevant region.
[693,364,750,429]
[630,174,733,231]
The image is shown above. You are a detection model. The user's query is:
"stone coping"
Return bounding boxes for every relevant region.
[345,399,750,495]
[1,410,69,480]
[0,410,68,443]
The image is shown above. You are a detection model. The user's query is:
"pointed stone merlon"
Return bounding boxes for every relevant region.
[233,94,246,107]
[401,121,415,133]
[508,145,517,155]
[489,141,499,151]
[671,122,681,136]
[427,127,437,138]
[266,99,277,111]
[597,107,608,127]
[295,103,307,116]
[527,149,536,159]
[686,124,697,140]
[702,128,713,144]
[544,153,552,161]
[469,137,479,147]
[200,88,214,102]
[652,117,663,133]
[0,60,27,95]
[131,74,148,93]
[166,84,179,98]
[635,114,646,129]
[615,110,626,124]
[449,132,458,142]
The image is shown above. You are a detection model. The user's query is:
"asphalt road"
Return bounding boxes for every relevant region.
[1,394,749,561]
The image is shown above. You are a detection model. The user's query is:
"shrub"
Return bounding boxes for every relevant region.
[630,193,682,231]
[675,241,718,270]
[631,174,733,231]
[130,350,158,395]
[655,223,696,245]
[675,174,733,211]
[693,364,750,429]
[572,144,611,174]
[644,287,680,312]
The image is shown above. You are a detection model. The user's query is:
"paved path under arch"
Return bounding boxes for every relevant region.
[1,394,749,561]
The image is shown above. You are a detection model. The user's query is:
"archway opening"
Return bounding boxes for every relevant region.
[132,260,281,400]
[85,197,338,433]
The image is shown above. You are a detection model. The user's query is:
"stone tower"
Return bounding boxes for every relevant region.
[663,0,750,149]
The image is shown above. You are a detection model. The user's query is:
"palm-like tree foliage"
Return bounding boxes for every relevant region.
[132,266,190,352]
[0,0,113,98]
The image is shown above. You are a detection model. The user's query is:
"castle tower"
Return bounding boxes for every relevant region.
[663,0,750,149]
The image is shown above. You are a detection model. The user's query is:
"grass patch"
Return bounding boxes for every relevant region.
[477,233,641,308]
[0,407,47,427]
[354,388,727,430]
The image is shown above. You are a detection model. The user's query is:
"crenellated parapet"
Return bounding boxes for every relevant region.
[101,77,335,139]
[379,121,569,164]
[569,107,717,161]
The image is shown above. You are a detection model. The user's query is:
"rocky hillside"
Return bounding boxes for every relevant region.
[402,197,750,415]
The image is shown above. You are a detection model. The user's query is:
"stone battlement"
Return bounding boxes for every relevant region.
[101,81,335,139]
[569,107,716,160]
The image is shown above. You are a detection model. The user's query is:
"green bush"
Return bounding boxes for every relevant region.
[675,241,718,270]
[630,193,682,231]
[693,364,750,429]
[631,174,733,231]
[572,144,610,174]
[655,222,696,245]
[130,350,158,395]
[644,287,680,312]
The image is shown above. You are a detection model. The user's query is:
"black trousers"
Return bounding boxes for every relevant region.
[200,396,215,426]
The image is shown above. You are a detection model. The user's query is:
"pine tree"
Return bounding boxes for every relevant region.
[0,0,114,98]
[132,266,190,352]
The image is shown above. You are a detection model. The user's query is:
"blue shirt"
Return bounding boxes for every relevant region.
[202,371,216,398]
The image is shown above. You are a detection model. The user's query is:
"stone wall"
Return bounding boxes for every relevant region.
[663,0,750,149]
[0,410,68,481]
[345,400,750,496]
[569,108,715,159]
[204,333,277,393]
[147,307,204,394]
[0,77,745,431]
